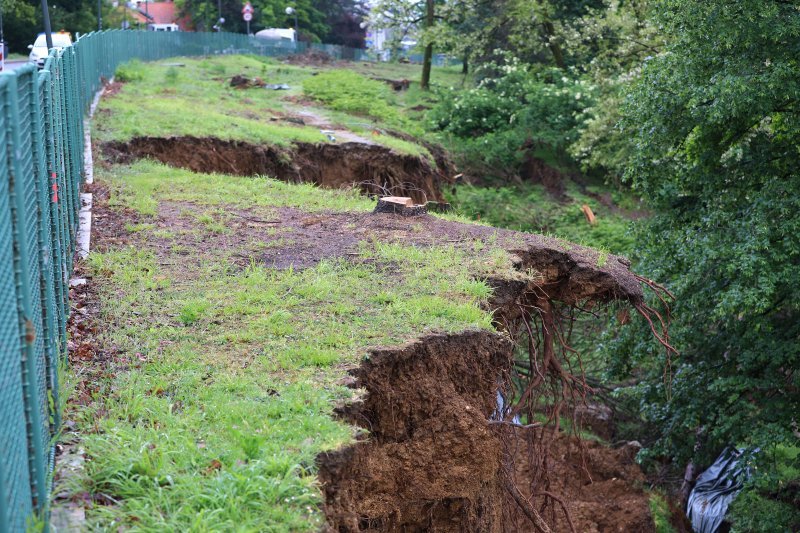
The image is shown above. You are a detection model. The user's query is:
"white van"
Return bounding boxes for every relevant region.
[28,32,72,69]
[255,28,296,43]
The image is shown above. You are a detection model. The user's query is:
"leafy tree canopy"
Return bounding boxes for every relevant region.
[616,0,800,471]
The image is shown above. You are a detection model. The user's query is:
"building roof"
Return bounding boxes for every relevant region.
[140,1,175,24]
[133,1,190,30]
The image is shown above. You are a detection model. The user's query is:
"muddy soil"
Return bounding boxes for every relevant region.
[103,136,447,203]
[319,331,513,531]
[512,434,655,532]
[284,50,336,66]
[318,330,655,532]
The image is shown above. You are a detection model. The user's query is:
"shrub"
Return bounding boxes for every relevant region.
[445,183,634,255]
[115,59,146,82]
[429,60,594,176]
[728,445,800,532]
[164,66,180,84]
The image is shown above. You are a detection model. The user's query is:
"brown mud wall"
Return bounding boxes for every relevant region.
[318,331,514,532]
[103,136,447,203]
[317,243,656,532]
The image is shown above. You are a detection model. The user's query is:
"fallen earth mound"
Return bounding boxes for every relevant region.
[103,136,448,203]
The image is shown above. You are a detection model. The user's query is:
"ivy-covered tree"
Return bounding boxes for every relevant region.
[617,0,799,519]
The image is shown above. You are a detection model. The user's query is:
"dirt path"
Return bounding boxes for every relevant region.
[287,107,377,145]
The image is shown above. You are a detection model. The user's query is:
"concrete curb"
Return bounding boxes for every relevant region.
[75,77,111,261]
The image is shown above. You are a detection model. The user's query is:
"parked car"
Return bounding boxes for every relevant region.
[28,32,72,69]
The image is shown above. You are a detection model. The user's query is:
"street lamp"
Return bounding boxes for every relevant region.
[285,6,298,39]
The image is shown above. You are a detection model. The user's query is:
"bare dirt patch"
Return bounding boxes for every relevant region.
[103,136,447,203]
[284,50,337,67]
[318,330,655,532]
[318,331,513,532]
[512,435,655,532]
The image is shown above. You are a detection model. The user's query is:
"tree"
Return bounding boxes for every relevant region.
[616,0,800,495]
[370,0,453,89]
[311,0,367,48]
[567,0,663,183]
[0,0,37,53]
[0,0,109,53]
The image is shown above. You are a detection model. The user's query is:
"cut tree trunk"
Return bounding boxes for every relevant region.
[374,196,427,217]
[420,0,435,90]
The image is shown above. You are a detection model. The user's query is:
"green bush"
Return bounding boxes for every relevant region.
[729,490,800,532]
[115,59,146,83]
[302,70,402,126]
[648,492,677,533]
[728,445,800,532]
[164,66,180,84]
[429,60,593,176]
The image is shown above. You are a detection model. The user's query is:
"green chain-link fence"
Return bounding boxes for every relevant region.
[0,30,370,532]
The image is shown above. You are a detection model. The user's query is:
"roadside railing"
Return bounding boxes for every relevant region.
[0,29,368,532]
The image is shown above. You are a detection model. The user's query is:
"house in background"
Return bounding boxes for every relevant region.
[120,1,190,31]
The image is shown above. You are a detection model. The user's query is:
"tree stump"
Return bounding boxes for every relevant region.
[373,196,428,217]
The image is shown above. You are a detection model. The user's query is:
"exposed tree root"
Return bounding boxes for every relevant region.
[318,237,672,531]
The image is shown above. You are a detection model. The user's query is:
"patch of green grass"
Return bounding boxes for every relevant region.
[445,182,636,255]
[97,56,437,158]
[65,160,514,530]
[99,56,327,147]
[115,59,146,82]
[302,70,403,126]
[648,491,677,533]
[596,248,609,267]
[192,209,232,235]
[104,160,375,215]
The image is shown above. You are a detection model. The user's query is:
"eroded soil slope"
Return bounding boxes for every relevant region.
[72,163,652,531]
[103,136,448,203]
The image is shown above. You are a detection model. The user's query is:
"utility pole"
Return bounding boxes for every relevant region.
[0,1,4,72]
[285,6,298,39]
[98,0,103,31]
[41,0,53,49]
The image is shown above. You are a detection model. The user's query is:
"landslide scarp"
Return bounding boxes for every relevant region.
[103,136,449,204]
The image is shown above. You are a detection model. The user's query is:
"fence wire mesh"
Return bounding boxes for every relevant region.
[0,29,371,532]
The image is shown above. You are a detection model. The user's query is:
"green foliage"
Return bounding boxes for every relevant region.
[164,66,180,85]
[605,0,800,497]
[302,69,402,125]
[648,491,677,533]
[429,60,592,178]
[114,60,146,83]
[728,444,800,531]
[729,491,800,533]
[176,0,328,40]
[446,183,634,255]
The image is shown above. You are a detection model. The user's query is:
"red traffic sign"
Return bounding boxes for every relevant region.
[242,2,253,14]
[243,12,253,21]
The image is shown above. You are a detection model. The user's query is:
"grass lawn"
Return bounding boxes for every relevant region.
[96,55,460,160]
[60,159,519,530]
